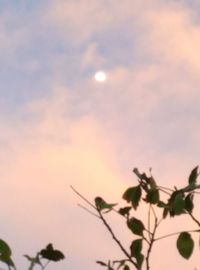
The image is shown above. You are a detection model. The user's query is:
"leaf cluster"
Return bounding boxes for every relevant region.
[89,166,200,269]
[0,241,65,270]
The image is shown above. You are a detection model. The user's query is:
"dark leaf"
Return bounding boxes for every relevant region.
[163,207,168,219]
[95,197,117,212]
[127,217,145,236]
[122,186,141,210]
[173,193,185,215]
[123,265,130,270]
[168,191,185,216]
[157,201,167,208]
[145,189,159,204]
[0,239,15,268]
[136,254,144,270]
[185,193,194,213]
[40,244,65,262]
[177,232,194,259]
[118,207,132,217]
[130,239,142,257]
[96,260,107,267]
[188,166,199,185]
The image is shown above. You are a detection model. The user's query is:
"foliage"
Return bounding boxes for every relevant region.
[0,241,65,270]
[72,166,200,269]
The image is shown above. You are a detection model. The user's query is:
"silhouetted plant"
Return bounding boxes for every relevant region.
[0,240,65,270]
[72,166,200,269]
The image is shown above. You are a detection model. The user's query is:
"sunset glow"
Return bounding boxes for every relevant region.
[0,1,200,270]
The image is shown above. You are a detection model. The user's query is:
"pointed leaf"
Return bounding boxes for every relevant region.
[122,185,141,209]
[136,254,144,270]
[130,239,142,257]
[145,189,159,204]
[118,207,132,217]
[0,239,15,268]
[173,193,185,215]
[188,166,199,185]
[177,232,194,259]
[96,260,107,267]
[94,197,117,211]
[185,193,194,213]
[127,217,145,236]
[123,265,130,270]
[0,239,11,257]
[163,207,168,219]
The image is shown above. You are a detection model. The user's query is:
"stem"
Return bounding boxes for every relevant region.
[147,205,151,240]
[41,260,50,270]
[70,185,97,210]
[188,212,200,227]
[155,229,200,241]
[157,185,174,192]
[98,210,138,268]
[77,203,100,218]
[146,215,158,270]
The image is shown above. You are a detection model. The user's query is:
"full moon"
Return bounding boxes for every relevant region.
[94,71,107,82]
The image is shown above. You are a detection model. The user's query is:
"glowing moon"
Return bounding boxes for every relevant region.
[94,71,107,82]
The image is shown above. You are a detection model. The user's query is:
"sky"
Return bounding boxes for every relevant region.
[0,0,200,269]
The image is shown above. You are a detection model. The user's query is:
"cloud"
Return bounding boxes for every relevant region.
[140,3,200,74]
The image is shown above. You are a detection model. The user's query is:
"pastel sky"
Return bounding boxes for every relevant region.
[0,0,200,269]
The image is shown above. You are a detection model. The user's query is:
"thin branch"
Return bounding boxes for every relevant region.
[155,229,200,242]
[146,216,158,270]
[147,205,151,240]
[41,260,50,270]
[157,185,174,192]
[188,212,200,227]
[97,210,138,268]
[77,203,100,218]
[70,185,97,210]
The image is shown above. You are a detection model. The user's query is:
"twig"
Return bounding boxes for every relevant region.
[77,203,100,218]
[70,185,97,210]
[155,229,200,241]
[146,214,158,270]
[41,260,50,270]
[188,212,200,227]
[97,210,138,268]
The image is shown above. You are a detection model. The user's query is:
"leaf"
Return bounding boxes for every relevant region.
[0,239,15,268]
[96,260,107,267]
[145,189,159,204]
[185,193,194,213]
[188,166,199,185]
[127,217,145,236]
[163,207,168,219]
[40,244,65,262]
[130,239,142,257]
[118,207,132,217]
[173,193,185,215]
[177,232,194,259]
[94,197,117,211]
[123,265,130,270]
[122,185,141,210]
[0,239,12,257]
[157,201,167,208]
[168,191,185,216]
[136,254,144,270]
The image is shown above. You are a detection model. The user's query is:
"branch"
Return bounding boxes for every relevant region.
[97,210,138,268]
[146,214,158,270]
[154,229,200,241]
[188,212,200,227]
[70,185,97,210]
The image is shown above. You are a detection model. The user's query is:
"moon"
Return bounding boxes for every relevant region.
[94,71,107,82]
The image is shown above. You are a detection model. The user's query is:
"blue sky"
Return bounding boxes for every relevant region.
[0,1,200,270]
